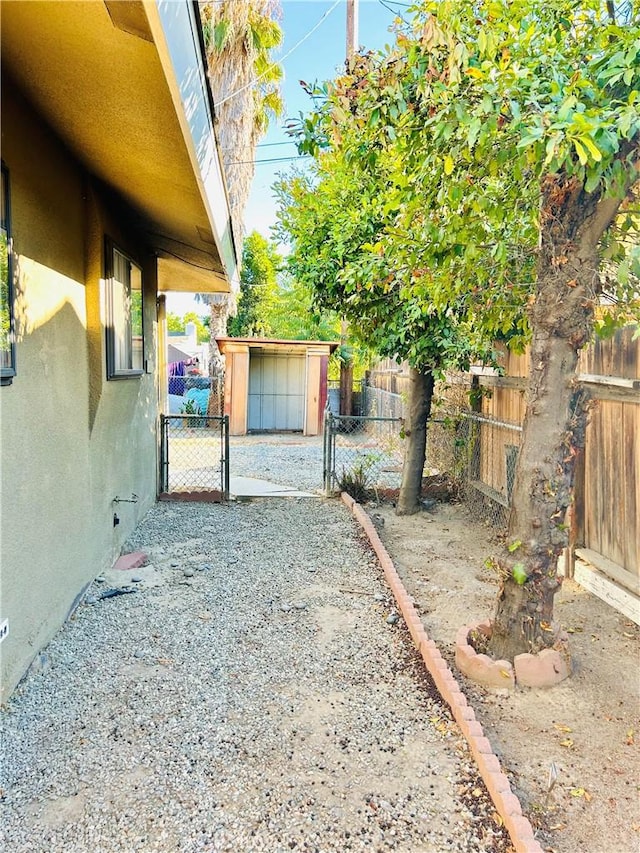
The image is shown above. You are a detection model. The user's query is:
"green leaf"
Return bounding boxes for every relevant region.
[573,139,588,165]
[508,539,522,553]
[443,155,454,175]
[580,136,602,162]
[213,20,230,52]
[512,563,528,586]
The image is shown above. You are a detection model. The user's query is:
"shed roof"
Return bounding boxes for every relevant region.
[216,337,339,355]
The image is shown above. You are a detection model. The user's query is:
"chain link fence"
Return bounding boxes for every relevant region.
[160,414,229,498]
[323,411,405,495]
[324,383,523,529]
[423,413,523,528]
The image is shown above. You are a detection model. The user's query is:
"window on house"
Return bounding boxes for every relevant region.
[105,241,144,379]
[1,163,16,386]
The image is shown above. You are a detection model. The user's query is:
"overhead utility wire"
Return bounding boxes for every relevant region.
[216,0,342,107]
[228,155,312,165]
[222,140,297,150]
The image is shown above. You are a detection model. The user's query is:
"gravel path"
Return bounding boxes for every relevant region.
[229,437,325,492]
[1,500,511,853]
[228,435,402,493]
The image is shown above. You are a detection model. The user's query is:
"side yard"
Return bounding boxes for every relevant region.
[370,500,640,853]
[1,500,513,853]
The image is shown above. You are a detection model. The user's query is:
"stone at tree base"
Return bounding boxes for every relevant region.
[513,647,571,688]
[456,620,572,689]
[455,624,516,689]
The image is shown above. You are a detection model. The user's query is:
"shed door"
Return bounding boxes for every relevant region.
[248,354,305,431]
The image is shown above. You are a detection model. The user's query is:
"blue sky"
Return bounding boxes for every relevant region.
[244,0,402,236]
[168,0,403,315]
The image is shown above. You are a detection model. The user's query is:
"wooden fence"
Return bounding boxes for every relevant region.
[367,326,640,621]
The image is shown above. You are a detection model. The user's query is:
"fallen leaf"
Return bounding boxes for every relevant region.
[197,612,211,621]
[623,632,634,639]
[540,621,553,631]
[491,811,504,827]
[570,787,588,798]
[631,822,640,832]
[554,723,572,733]
[560,738,574,748]
[472,788,482,797]
[157,657,173,666]
[500,669,511,678]
[625,729,635,745]
[549,823,565,831]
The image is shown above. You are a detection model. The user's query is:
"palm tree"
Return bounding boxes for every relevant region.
[198,1,283,379]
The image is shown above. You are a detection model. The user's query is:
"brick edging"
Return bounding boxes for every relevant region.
[341,492,543,853]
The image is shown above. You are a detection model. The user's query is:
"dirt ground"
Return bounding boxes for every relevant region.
[368,500,640,853]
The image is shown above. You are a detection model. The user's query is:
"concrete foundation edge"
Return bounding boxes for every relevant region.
[340,492,544,853]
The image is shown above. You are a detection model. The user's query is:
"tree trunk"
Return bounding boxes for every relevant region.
[488,174,624,662]
[339,361,353,416]
[208,296,229,382]
[396,367,434,516]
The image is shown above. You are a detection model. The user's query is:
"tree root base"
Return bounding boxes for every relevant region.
[456,621,572,689]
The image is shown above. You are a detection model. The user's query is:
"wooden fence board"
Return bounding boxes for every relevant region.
[623,401,639,573]
[368,325,639,594]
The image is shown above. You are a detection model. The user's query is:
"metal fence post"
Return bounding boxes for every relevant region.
[323,407,333,496]
[223,414,230,501]
[160,414,169,493]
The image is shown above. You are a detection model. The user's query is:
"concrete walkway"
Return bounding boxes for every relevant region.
[229,475,317,499]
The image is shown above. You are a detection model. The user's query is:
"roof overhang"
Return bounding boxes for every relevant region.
[0,0,239,295]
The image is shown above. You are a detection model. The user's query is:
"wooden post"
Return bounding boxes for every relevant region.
[470,373,482,481]
[567,446,585,579]
[346,0,358,61]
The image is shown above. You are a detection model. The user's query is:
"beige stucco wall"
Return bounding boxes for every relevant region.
[0,79,159,702]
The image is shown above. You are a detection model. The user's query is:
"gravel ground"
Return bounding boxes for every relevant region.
[229,436,326,492]
[228,435,402,493]
[1,499,512,853]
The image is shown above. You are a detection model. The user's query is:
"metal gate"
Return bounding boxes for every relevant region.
[159,414,229,500]
[322,409,405,495]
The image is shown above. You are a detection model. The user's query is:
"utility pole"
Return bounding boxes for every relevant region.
[340,0,359,417]
[346,0,359,61]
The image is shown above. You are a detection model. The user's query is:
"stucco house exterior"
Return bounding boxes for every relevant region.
[0,1,240,702]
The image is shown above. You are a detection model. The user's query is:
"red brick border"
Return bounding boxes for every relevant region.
[342,493,544,853]
[159,490,223,503]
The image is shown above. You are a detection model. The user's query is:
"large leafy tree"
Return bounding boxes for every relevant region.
[280,0,640,660]
[229,230,345,341]
[275,160,494,515]
[228,231,280,336]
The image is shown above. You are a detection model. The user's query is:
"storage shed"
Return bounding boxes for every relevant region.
[216,338,339,436]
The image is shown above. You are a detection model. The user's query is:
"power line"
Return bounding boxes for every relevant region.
[216,0,342,107]
[222,140,297,150]
[227,155,312,166]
